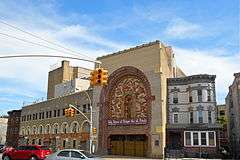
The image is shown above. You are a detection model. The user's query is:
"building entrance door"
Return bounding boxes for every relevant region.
[109,135,147,157]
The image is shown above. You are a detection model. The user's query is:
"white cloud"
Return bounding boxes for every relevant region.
[165,18,204,39]
[174,47,240,103]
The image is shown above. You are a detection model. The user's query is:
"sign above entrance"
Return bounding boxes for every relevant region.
[107,118,147,125]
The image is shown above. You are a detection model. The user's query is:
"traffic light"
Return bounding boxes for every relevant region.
[64,108,70,117]
[64,107,75,117]
[96,68,108,86]
[90,68,108,86]
[90,70,97,86]
[92,127,97,135]
[69,108,75,117]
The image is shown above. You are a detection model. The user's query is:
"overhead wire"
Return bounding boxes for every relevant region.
[0,19,95,61]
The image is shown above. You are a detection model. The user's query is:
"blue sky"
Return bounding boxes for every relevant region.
[0,0,239,115]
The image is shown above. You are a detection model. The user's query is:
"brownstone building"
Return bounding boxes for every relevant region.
[6,110,21,147]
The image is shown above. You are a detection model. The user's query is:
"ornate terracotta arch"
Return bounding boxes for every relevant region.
[98,66,153,154]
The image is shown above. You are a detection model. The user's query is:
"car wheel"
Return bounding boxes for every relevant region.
[3,156,11,160]
[29,156,38,160]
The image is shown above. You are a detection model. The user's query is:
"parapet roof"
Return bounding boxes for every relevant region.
[97,40,162,60]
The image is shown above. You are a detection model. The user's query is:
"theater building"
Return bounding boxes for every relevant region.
[166,74,221,158]
[93,40,185,158]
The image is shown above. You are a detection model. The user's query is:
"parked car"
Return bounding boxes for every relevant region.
[45,149,100,160]
[2,145,52,160]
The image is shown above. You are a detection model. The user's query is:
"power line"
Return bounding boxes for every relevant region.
[0,19,95,60]
[0,54,101,64]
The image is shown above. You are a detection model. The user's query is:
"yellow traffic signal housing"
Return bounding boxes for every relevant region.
[100,69,108,86]
[90,70,97,86]
[95,68,108,86]
[92,127,97,135]
[69,108,75,117]
[96,68,102,85]
[64,108,69,117]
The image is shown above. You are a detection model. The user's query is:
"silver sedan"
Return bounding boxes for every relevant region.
[45,149,100,160]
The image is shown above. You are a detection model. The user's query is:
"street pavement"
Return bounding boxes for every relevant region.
[0,153,222,160]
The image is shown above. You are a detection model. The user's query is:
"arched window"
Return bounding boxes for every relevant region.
[39,125,44,134]
[82,122,90,133]
[32,126,37,135]
[61,122,69,134]
[53,123,59,134]
[27,127,31,135]
[45,124,51,134]
[21,128,25,135]
[70,121,79,133]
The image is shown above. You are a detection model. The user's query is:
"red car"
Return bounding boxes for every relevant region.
[2,145,52,160]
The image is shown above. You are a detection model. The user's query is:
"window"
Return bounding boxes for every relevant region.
[49,111,52,118]
[83,105,86,113]
[39,113,41,119]
[88,104,91,112]
[57,151,70,157]
[197,89,202,102]
[190,112,193,124]
[198,110,203,123]
[201,132,207,145]
[71,151,84,158]
[54,110,57,117]
[72,123,78,133]
[54,125,58,134]
[209,132,215,146]
[73,140,76,148]
[32,139,35,145]
[208,111,212,123]
[184,131,215,147]
[155,140,159,146]
[39,126,43,134]
[173,113,178,123]
[63,140,66,148]
[62,109,65,116]
[173,92,178,103]
[220,110,225,116]
[207,89,211,101]
[35,114,38,120]
[189,96,192,102]
[46,111,48,118]
[193,132,199,145]
[42,112,44,119]
[185,132,191,145]
[38,139,42,145]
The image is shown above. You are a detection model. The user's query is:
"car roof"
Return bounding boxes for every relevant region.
[58,149,85,152]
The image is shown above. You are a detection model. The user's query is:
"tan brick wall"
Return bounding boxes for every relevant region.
[94,41,175,158]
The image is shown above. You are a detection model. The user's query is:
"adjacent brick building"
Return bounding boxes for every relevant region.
[6,110,21,147]
[18,61,93,152]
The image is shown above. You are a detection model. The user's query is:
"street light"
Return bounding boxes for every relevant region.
[68,89,93,154]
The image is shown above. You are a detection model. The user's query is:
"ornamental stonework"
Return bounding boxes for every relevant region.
[108,77,148,121]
